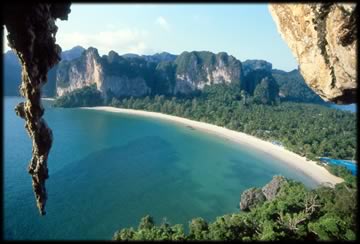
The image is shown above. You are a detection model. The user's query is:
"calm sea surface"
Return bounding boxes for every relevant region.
[4,96,317,240]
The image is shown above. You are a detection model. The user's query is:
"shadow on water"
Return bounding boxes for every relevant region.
[6,136,224,240]
[225,158,279,186]
[47,136,185,238]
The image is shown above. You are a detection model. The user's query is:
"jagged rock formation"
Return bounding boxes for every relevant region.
[242,59,272,77]
[57,48,152,97]
[123,52,177,63]
[240,176,288,211]
[261,175,287,201]
[239,187,266,211]
[3,3,71,215]
[241,60,278,98]
[174,51,243,93]
[4,47,85,97]
[56,49,244,97]
[61,45,86,61]
[240,60,279,105]
[269,3,357,104]
[5,49,325,104]
[57,47,105,96]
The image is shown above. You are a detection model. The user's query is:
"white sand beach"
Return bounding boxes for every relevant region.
[81,106,344,186]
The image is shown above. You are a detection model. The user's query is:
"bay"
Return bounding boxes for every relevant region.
[4,96,317,240]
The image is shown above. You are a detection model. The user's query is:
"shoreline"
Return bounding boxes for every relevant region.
[80,106,344,186]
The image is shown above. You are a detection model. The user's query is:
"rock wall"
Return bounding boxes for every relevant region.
[3,3,71,215]
[57,47,104,96]
[56,49,245,97]
[269,3,357,104]
[174,51,243,94]
[56,48,152,97]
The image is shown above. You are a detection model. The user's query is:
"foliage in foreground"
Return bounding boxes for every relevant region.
[113,171,357,241]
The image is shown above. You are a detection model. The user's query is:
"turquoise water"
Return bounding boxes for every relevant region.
[4,96,317,240]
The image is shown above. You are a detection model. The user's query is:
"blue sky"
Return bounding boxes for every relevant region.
[3,3,298,71]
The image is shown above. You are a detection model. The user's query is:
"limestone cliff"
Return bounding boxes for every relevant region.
[242,59,272,77]
[241,60,277,96]
[269,3,357,104]
[56,49,244,97]
[56,48,151,97]
[57,47,104,96]
[174,51,243,93]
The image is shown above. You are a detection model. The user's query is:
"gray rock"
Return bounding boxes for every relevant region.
[261,175,287,201]
[240,187,266,211]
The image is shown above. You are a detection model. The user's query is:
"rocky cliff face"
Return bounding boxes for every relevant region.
[261,175,287,201]
[269,3,357,104]
[239,176,288,212]
[241,60,279,100]
[61,45,85,61]
[5,46,324,103]
[174,51,243,94]
[123,52,177,63]
[4,47,85,97]
[57,48,152,97]
[242,59,272,77]
[56,48,245,97]
[57,47,104,96]
[239,187,266,211]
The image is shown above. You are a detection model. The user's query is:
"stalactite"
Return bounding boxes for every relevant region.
[3,3,71,215]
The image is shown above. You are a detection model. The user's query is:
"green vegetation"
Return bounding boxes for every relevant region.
[51,62,357,241]
[53,84,103,108]
[54,83,356,161]
[325,164,357,188]
[106,84,356,161]
[272,69,325,104]
[253,76,279,105]
[114,173,357,241]
[174,51,241,85]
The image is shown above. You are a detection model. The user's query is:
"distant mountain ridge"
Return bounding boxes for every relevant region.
[3,46,324,104]
[61,46,86,61]
[123,52,177,63]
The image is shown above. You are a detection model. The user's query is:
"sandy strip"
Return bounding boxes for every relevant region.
[81,106,344,186]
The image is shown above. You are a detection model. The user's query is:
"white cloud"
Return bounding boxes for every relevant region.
[156,16,170,31]
[56,28,150,55]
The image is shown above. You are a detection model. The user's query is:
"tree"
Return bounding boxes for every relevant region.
[114,174,357,241]
[189,218,209,240]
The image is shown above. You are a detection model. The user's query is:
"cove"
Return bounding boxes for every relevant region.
[4,97,317,240]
